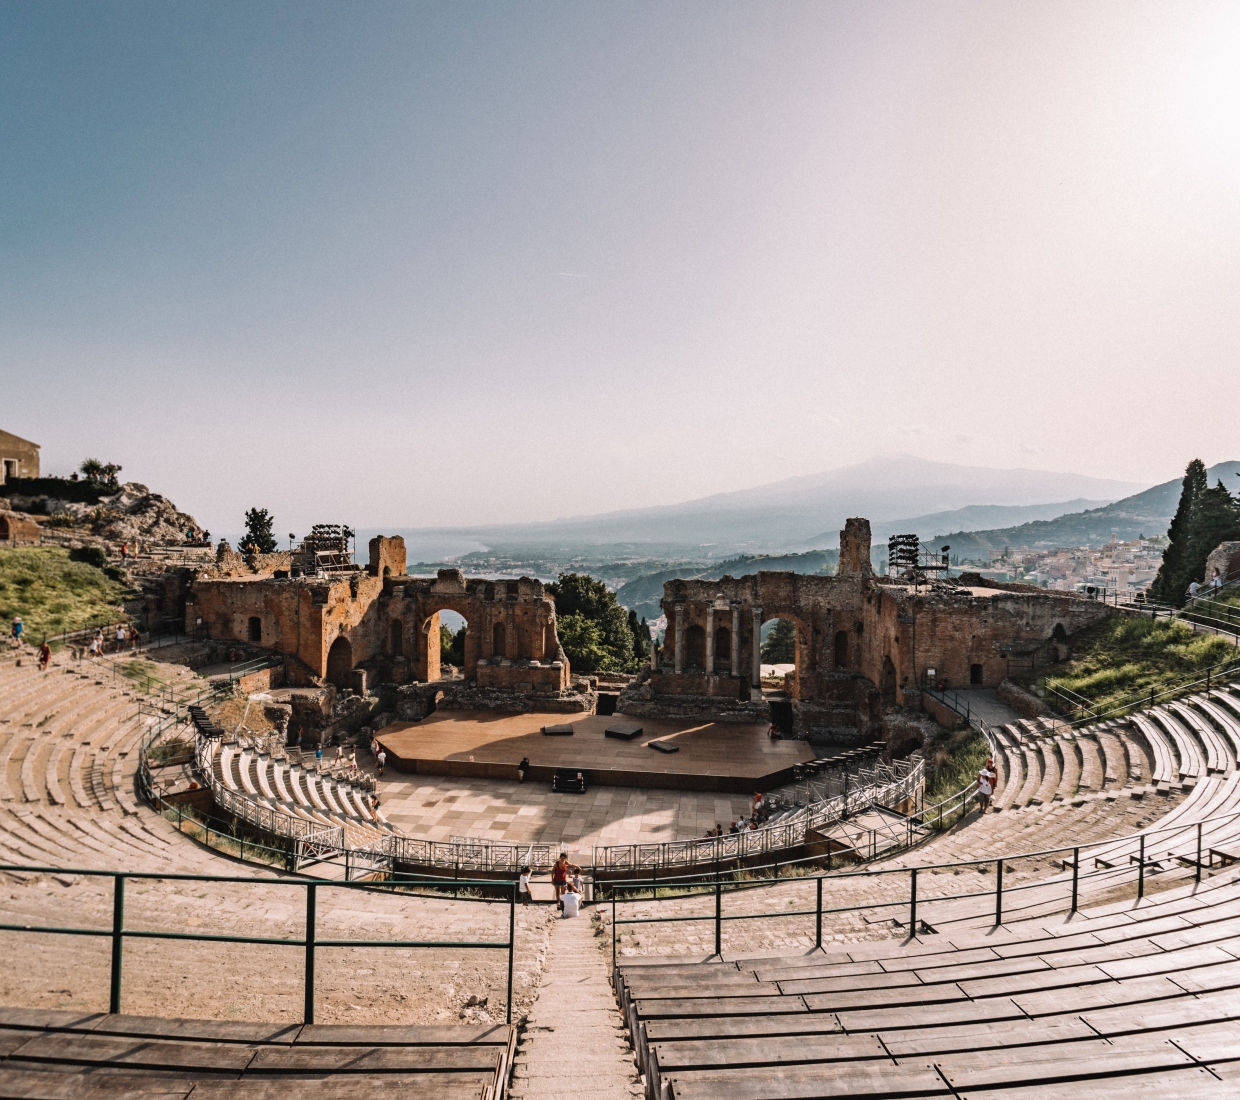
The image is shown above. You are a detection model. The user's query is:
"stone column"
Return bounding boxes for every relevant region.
[650,639,659,670]
[674,604,686,675]
[751,606,763,687]
[731,605,741,677]
[705,606,715,674]
[506,606,516,662]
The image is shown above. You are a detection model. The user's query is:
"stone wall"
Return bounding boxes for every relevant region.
[185,551,575,709]
[639,517,1112,738]
[1205,541,1240,586]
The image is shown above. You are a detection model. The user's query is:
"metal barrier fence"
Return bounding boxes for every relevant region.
[592,759,924,876]
[607,803,1240,965]
[0,865,518,1024]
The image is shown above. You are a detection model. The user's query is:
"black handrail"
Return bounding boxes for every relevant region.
[0,863,518,1024]
[607,803,1237,964]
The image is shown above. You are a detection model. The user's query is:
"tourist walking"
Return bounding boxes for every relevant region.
[116,624,127,652]
[129,624,140,650]
[376,748,385,776]
[38,641,51,671]
[977,759,996,813]
[517,756,530,783]
[10,616,22,646]
[518,865,532,907]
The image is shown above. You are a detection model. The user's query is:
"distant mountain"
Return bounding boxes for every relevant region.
[615,550,840,621]
[806,499,1114,549]
[925,461,1240,559]
[380,456,1145,559]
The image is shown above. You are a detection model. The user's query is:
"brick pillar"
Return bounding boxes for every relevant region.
[705,606,715,674]
[731,605,741,676]
[751,606,763,687]
[674,604,685,675]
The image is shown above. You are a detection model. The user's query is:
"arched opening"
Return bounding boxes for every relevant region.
[970,662,984,686]
[436,610,468,679]
[390,619,403,657]
[326,636,353,689]
[248,616,262,643]
[684,624,706,670]
[880,655,897,707]
[493,622,507,659]
[834,630,849,670]
[760,618,798,684]
[714,626,731,671]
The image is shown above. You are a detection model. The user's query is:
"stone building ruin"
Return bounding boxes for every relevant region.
[183,518,1113,743]
[621,517,1113,744]
[185,534,572,702]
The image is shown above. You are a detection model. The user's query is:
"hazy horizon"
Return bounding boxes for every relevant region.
[5,2,1240,537]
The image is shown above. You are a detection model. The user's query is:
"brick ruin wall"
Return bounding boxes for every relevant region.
[184,536,574,706]
[628,518,1114,741]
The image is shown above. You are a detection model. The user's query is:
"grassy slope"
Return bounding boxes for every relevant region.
[1017,614,1240,717]
[0,547,130,642]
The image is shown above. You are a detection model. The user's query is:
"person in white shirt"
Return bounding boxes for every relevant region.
[561,888,580,918]
[517,866,532,907]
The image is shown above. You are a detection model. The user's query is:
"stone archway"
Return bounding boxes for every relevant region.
[326,636,353,689]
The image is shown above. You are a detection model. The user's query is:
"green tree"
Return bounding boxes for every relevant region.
[79,458,104,482]
[554,612,612,672]
[761,619,796,663]
[628,609,651,663]
[1185,481,1240,590]
[1151,459,1208,605]
[440,622,466,667]
[242,507,278,554]
[546,572,642,671]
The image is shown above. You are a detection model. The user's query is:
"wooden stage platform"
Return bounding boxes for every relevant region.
[376,712,815,793]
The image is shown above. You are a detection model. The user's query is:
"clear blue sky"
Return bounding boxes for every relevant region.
[4,2,1239,537]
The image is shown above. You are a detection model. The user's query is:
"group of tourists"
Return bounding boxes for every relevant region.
[517,854,586,917]
[1187,568,1225,600]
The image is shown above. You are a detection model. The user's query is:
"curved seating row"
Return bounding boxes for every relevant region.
[614,851,1240,1099]
[206,737,392,848]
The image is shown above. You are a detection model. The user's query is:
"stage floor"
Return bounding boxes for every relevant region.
[376,711,814,794]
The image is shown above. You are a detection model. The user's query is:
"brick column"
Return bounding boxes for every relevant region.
[705,606,715,674]
[751,606,763,687]
[674,604,685,675]
[731,605,741,677]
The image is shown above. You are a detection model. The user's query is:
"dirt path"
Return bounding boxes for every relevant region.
[510,908,642,1099]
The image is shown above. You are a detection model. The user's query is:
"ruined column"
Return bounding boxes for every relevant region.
[731,604,741,677]
[751,606,763,687]
[705,606,715,675]
[674,604,686,675]
[506,606,516,663]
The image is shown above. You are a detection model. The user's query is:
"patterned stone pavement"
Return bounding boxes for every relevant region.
[378,773,757,855]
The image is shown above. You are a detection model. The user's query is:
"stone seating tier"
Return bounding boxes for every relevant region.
[0,1008,515,1099]
[613,870,1240,1099]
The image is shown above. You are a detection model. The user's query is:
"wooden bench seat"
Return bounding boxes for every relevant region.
[0,1012,511,1100]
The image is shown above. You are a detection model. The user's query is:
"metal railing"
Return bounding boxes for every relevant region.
[0,865,518,1024]
[592,759,923,876]
[607,801,1240,967]
[1043,654,1240,727]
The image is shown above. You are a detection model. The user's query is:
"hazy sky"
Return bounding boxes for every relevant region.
[4,2,1239,536]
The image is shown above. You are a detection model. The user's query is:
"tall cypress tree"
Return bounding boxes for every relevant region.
[1151,459,1207,605]
[1185,481,1240,589]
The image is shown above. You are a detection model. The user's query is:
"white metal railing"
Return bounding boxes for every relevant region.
[195,737,344,847]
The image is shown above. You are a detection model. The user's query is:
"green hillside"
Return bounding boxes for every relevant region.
[0,547,130,643]
[930,460,1240,558]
